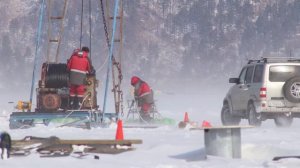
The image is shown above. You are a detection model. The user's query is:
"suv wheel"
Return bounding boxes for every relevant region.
[221,103,241,126]
[247,103,261,126]
[283,76,300,103]
[274,115,293,127]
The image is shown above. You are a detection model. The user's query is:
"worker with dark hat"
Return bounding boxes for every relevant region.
[67,46,92,109]
[0,132,11,159]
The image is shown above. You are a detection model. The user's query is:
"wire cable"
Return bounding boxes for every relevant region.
[89,0,92,58]
[79,0,84,48]
[102,0,120,114]
[30,0,46,110]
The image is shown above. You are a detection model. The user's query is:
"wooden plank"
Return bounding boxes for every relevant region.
[12,137,142,146]
[12,136,59,146]
[59,139,142,145]
[50,16,64,20]
[123,125,159,129]
[109,16,121,19]
[190,125,254,130]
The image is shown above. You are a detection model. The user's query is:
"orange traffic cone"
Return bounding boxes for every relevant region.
[202,120,212,128]
[115,120,124,140]
[184,112,189,123]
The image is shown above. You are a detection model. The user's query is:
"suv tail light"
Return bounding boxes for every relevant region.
[260,87,267,98]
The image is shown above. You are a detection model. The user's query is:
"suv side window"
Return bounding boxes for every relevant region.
[239,68,247,84]
[245,66,254,84]
[253,64,264,83]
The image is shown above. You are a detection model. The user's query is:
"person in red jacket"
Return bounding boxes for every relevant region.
[131,76,154,121]
[67,46,92,109]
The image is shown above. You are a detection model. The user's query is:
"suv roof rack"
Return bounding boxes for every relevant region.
[247,57,300,64]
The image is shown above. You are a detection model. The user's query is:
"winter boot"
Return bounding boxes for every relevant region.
[2,148,7,160]
[73,96,79,109]
[6,147,10,159]
[77,97,83,109]
[69,96,75,109]
[140,112,152,122]
[1,148,3,160]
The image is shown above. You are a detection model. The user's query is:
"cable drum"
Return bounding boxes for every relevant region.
[45,63,69,88]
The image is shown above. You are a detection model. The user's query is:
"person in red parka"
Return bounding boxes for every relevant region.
[67,46,92,109]
[131,76,154,121]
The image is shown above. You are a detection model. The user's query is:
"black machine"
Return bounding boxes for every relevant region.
[36,63,98,112]
[8,62,110,129]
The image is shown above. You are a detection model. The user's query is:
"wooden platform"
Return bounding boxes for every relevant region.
[9,111,117,129]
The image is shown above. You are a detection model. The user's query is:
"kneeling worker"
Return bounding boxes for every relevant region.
[131,76,154,121]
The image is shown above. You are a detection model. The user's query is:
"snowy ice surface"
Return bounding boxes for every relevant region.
[1,89,300,168]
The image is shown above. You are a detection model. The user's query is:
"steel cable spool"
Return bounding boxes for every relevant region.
[45,63,69,88]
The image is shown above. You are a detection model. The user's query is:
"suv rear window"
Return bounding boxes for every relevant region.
[269,65,300,82]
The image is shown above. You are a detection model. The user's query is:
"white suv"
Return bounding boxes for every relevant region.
[221,57,300,127]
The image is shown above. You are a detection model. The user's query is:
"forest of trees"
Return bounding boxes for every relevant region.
[1,0,300,90]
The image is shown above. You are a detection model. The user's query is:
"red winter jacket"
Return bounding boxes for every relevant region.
[137,82,151,98]
[131,76,154,112]
[67,51,91,74]
[134,81,153,112]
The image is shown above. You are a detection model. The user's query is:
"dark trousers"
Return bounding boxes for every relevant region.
[1,132,11,159]
[1,145,10,159]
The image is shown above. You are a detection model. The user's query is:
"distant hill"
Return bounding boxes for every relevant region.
[1,0,300,91]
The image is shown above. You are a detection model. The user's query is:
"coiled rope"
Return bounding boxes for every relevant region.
[45,64,69,88]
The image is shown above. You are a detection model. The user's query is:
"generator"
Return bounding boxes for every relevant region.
[8,62,108,129]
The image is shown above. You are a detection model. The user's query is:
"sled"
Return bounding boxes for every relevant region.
[9,110,117,129]
[124,99,176,128]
